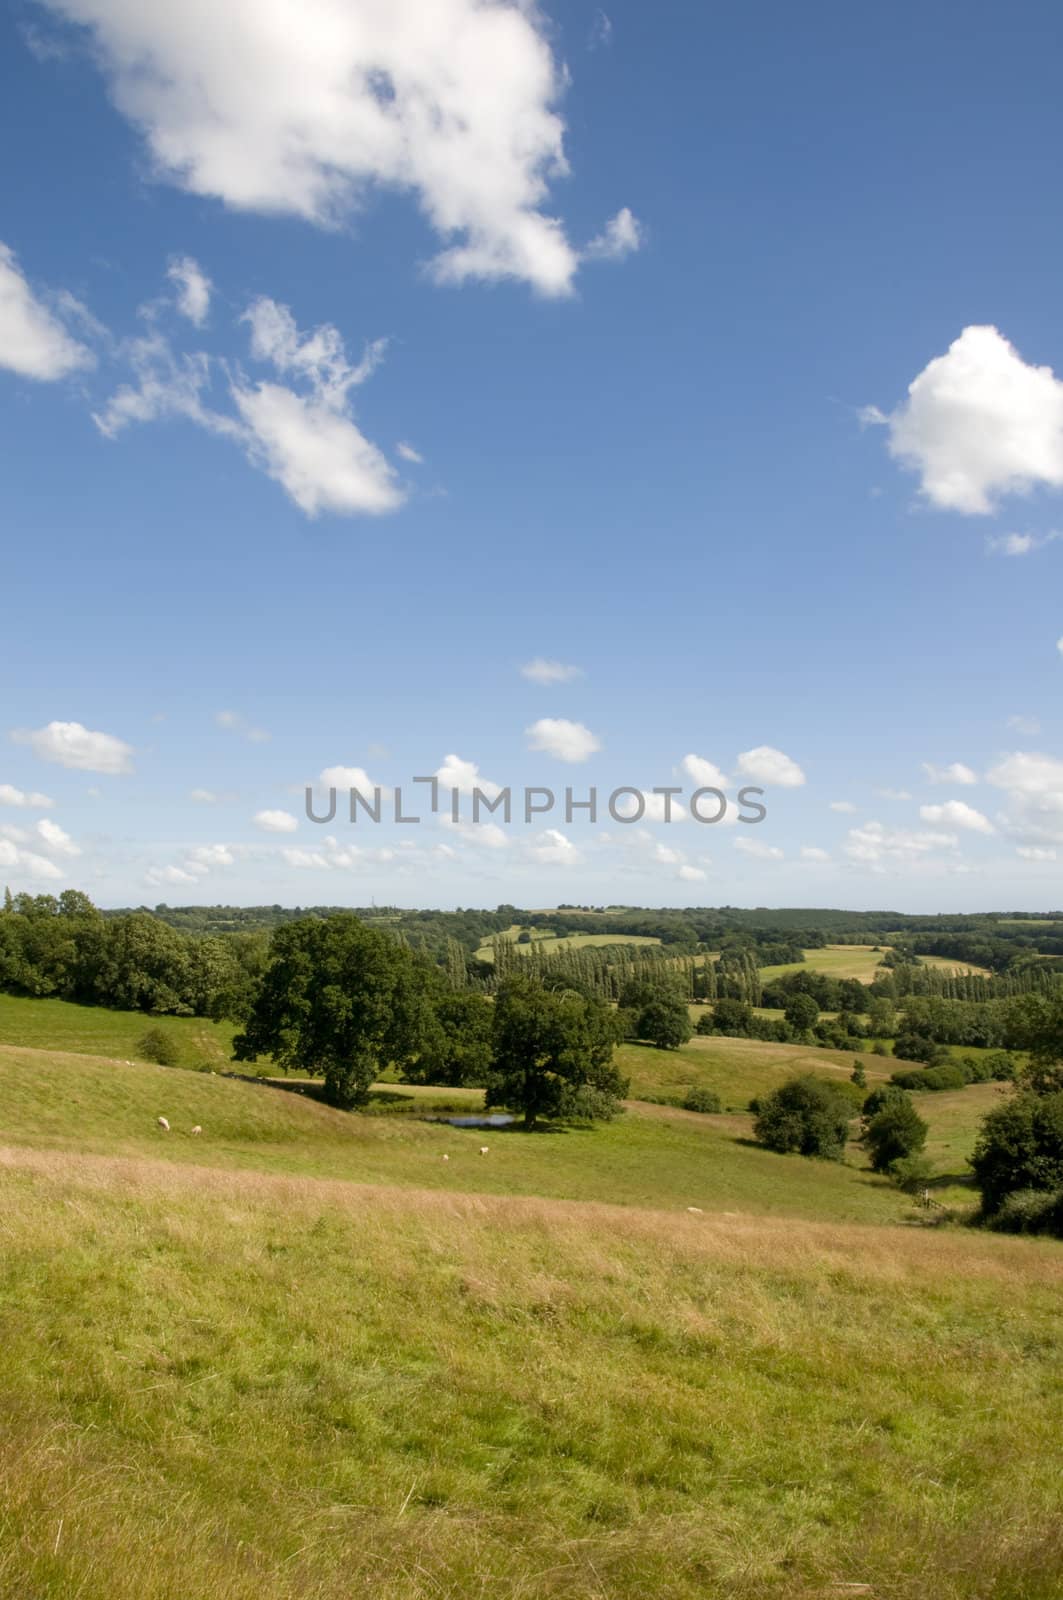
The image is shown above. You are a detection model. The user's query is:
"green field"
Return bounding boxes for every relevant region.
[476,927,662,962]
[0,991,238,1068]
[759,945,992,985]
[0,1041,1061,1599]
[618,1033,897,1111]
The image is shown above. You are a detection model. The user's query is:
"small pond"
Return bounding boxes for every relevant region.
[423,1113,517,1129]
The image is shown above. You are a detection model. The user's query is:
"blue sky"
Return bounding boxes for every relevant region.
[2,0,1062,911]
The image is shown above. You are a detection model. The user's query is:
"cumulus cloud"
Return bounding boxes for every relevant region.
[0,242,94,380]
[986,751,1063,847]
[923,761,978,786]
[844,821,958,867]
[167,255,211,326]
[11,719,133,774]
[95,288,404,518]
[735,837,784,862]
[829,800,857,814]
[919,800,995,835]
[436,754,501,800]
[145,863,198,886]
[524,828,580,865]
[611,790,688,823]
[801,846,830,862]
[865,326,1063,514]
[185,843,235,875]
[526,717,601,763]
[584,207,642,262]
[987,531,1060,557]
[1017,845,1057,862]
[34,0,635,298]
[520,658,583,685]
[395,441,423,464]
[35,817,80,856]
[875,788,913,802]
[682,753,728,789]
[0,837,63,880]
[736,745,805,787]
[0,783,54,809]
[253,808,298,833]
[677,863,706,883]
[319,764,379,792]
[1008,715,1041,736]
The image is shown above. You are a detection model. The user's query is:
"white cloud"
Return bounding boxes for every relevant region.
[441,815,509,850]
[167,255,211,326]
[35,818,80,856]
[844,821,958,867]
[184,843,235,875]
[986,751,1063,846]
[801,846,830,862]
[0,783,54,809]
[95,293,404,519]
[1008,715,1041,736]
[520,658,583,685]
[524,828,580,865]
[584,207,643,262]
[735,837,784,862]
[145,863,197,886]
[0,242,94,380]
[829,800,857,814]
[677,863,706,883]
[987,531,1061,557]
[919,800,995,835]
[189,788,219,803]
[35,0,635,297]
[682,753,728,789]
[436,754,501,800]
[736,745,805,788]
[923,762,977,786]
[875,788,913,802]
[589,10,613,49]
[216,710,270,743]
[396,441,423,464]
[611,790,687,823]
[0,838,63,881]
[232,380,402,517]
[526,717,601,763]
[319,764,379,792]
[282,847,332,870]
[866,326,1063,514]
[253,808,299,833]
[1017,846,1057,862]
[11,720,133,774]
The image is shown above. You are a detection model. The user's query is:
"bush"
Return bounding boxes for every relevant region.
[871,1041,890,1057]
[753,1075,852,1161]
[986,1188,1063,1237]
[137,1027,180,1067]
[682,1086,722,1114]
[695,1012,715,1036]
[971,1091,1063,1214]
[863,1096,928,1173]
[891,1064,965,1092]
[894,1032,950,1068]
[890,1153,936,1193]
[562,1085,626,1123]
[711,998,754,1037]
[862,1084,909,1120]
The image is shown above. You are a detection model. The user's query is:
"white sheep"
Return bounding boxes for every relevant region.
[157,1116,170,1132]
[442,1154,449,1161]
[479,1145,489,1155]
[686,1206,704,1214]
[190,1125,202,1136]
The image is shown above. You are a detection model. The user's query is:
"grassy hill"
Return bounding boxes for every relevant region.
[1,1127,1061,1599]
[0,991,238,1069]
[475,927,662,962]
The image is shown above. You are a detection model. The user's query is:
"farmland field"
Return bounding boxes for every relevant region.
[476,928,662,962]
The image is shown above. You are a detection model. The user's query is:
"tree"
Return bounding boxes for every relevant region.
[486,975,627,1130]
[893,1031,949,1068]
[753,1076,852,1160]
[784,992,819,1035]
[637,995,693,1050]
[863,1095,928,1173]
[405,990,493,1086]
[711,997,754,1036]
[1004,994,1063,1094]
[851,1059,867,1088]
[970,1092,1063,1214]
[233,915,434,1108]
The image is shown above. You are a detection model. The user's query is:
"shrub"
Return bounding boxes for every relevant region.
[862,1084,908,1120]
[985,1051,1017,1082]
[986,1188,1063,1237]
[971,1091,1063,1214]
[137,1027,180,1067]
[851,1059,867,1088]
[695,1012,715,1036]
[872,1041,890,1057]
[921,1064,966,1091]
[863,1096,928,1173]
[711,998,754,1036]
[894,1032,949,1068]
[682,1086,722,1114]
[753,1075,852,1161]
[562,1085,626,1123]
[890,1153,936,1193]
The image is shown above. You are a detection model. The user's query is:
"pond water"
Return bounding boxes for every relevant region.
[424,1113,517,1129]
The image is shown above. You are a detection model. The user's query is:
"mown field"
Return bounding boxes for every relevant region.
[476,927,662,962]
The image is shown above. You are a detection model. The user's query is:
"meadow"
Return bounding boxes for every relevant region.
[0,988,1058,1600]
[476,927,662,962]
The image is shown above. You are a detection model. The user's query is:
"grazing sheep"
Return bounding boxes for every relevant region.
[190,1125,202,1136]
[686,1206,704,1214]
[442,1154,449,1162]
[479,1146,489,1155]
[157,1116,170,1132]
